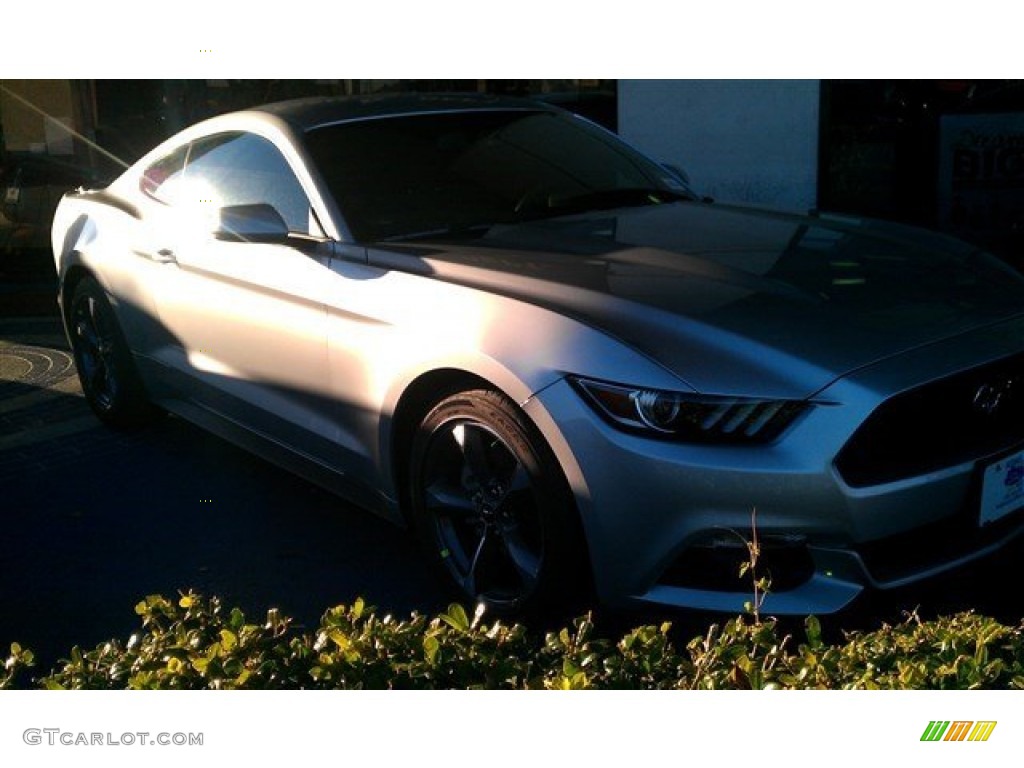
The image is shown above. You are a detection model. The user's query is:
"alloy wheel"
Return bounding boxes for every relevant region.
[72,294,120,412]
[419,419,545,607]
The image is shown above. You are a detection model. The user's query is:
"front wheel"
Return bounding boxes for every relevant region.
[68,276,155,427]
[408,389,589,617]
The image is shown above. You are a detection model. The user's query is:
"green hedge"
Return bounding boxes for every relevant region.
[3,593,1023,689]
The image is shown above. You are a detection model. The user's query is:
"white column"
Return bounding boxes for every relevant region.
[618,80,821,211]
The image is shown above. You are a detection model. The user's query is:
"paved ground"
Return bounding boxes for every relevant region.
[1,311,1021,675]
[0,238,59,317]
[0,316,449,671]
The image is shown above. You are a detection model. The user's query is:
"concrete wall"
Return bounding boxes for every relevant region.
[618,80,820,211]
[0,80,78,155]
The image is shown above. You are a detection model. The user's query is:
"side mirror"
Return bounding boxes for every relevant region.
[214,203,289,243]
[661,162,691,186]
[659,162,714,203]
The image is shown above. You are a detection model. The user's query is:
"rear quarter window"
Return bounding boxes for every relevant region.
[139,144,189,202]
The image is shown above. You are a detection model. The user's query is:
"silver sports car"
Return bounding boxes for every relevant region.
[51,94,1024,616]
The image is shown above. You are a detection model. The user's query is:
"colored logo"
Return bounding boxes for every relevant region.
[1005,457,1024,488]
[921,721,997,742]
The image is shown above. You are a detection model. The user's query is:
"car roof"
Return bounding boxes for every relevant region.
[251,93,557,131]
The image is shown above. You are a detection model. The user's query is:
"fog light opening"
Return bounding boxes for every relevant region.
[659,530,814,593]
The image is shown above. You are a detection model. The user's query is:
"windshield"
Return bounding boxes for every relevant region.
[304,109,693,242]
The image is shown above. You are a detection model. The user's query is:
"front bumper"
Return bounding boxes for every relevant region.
[526,374,1024,615]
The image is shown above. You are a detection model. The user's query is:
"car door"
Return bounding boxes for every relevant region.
[145,131,338,459]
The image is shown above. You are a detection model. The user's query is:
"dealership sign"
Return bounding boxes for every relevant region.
[938,113,1024,247]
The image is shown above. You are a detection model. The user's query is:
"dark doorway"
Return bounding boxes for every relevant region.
[819,80,1024,268]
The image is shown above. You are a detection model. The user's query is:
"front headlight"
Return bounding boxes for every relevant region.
[569,376,808,444]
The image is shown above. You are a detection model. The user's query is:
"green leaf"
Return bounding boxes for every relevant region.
[219,629,238,651]
[328,629,351,651]
[423,635,440,665]
[805,616,822,648]
[440,604,469,632]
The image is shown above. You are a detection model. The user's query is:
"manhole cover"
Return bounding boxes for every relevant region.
[0,345,77,395]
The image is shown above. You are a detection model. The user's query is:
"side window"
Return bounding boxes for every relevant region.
[144,132,313,234]
[181,132,313,235]
[139,144,189,202]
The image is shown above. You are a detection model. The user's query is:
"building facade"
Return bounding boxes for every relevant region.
[3,79,1022,264]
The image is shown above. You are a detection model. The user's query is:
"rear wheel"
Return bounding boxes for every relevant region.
[409,388,588,616]
[68,276,154,427]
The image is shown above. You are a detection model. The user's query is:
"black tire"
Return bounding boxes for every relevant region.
[68,276,154,427]
[409,388,589,617]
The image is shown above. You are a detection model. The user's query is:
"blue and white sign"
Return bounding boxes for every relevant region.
[980,449,1024,526]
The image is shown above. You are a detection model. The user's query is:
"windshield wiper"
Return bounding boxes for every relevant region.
[379,222,498,243]
[520,187,694,220]
[377,187,695,241]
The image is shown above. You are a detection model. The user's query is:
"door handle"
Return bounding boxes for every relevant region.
[153,248,178,265]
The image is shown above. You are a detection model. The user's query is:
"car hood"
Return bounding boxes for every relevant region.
[369,202,1024,398]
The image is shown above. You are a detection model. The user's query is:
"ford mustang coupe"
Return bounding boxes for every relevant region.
[51,94,1024,616]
